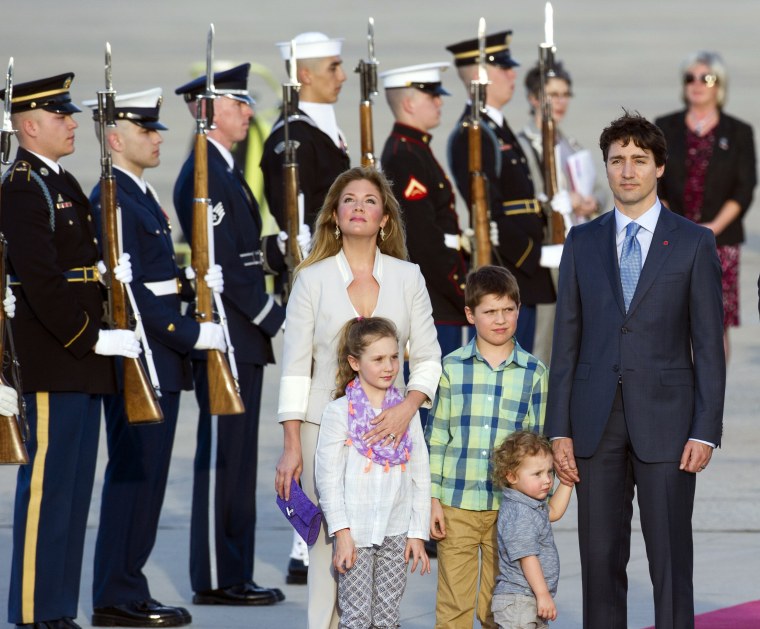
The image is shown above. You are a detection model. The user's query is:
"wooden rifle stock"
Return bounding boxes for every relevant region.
[359,100,375,168]
[282,159,301,304]
[469,118,491,269]
[101,177,163,424]
[0,234,28,465]
[191,133,245,416]
[541,109,566,245]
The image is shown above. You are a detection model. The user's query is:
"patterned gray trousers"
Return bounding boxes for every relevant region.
[337,534,408,629]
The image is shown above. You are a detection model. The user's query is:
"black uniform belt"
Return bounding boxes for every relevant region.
[502,198,541,216]
[9,266,100,286]
[239,250,264,267]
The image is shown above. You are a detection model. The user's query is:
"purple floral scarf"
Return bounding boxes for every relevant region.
[345,376,413,472]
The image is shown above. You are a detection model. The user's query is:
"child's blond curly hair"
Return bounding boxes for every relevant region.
[492,431,553,489]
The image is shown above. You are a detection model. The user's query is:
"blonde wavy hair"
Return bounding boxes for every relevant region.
[492,431,553,489]
[296,166,408,274]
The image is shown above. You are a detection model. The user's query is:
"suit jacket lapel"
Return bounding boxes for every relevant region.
[625,208,678,317]
[594,211,626,315]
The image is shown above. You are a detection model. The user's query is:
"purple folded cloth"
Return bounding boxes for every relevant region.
[276,479,322,545]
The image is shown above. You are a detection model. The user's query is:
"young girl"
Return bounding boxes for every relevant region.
[490,431,573,629]
[316,317,431,628]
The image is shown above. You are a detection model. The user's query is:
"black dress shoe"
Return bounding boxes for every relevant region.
[92,599,192,627]
[248,581,285,602]
[192,582,279,606]
[286,557,308,584]
[424,539,438,558]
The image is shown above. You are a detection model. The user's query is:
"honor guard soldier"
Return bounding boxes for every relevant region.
[379,62,469,413]
[446,31,556,353]
[261,32,350,234]
[174,63,286,606]
[261,30,350,583]
[1,72,139,628]
[84,89,226,627]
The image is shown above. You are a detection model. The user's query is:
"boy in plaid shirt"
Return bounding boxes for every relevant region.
[426,265,548,628]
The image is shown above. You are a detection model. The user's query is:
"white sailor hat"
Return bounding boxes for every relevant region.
[83,87,167,130]
[276,32,343,61]
[379,62,452,96]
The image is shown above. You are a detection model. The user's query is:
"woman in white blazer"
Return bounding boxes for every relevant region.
[275,166,441,628]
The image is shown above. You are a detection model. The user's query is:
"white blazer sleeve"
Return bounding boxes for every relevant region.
[406,265,442,406]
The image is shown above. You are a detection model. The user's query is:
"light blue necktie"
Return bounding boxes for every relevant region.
[620,222,642,311]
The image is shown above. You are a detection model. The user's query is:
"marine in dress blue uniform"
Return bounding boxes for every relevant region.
[446,32,556,352]
[85,89,207,627]
[173,64,286,606]
[1,73,139,629]
[380,63,468,359]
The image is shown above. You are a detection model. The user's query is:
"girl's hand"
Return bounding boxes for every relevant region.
[333,529,357,575]
[275,421,303,500]
[404,538,430,575]
[536,592,557,621]
[365,396,416,448]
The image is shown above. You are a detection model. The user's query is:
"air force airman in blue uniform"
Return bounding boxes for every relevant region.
[174,63,286,606]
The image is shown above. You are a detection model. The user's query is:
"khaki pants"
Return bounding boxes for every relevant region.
[435,504,499,629]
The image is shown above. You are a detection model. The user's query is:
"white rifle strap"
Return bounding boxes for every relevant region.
[207,203,240,383]
[117,206,162,397]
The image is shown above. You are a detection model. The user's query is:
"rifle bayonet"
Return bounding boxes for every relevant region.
[1,57,16,165]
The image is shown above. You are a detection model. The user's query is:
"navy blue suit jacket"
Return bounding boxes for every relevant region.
[545,205,725,461]
[91,170,195,392]
[174,141,284,366]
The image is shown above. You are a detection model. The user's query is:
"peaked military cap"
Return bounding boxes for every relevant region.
[0,72,81,114]
[380,62,452,96]
[175,62,254,105]
[446,30,519,69]
[276,32,343,60]
[82,87,168,130]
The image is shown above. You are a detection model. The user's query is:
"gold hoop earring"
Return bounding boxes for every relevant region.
[334,224,341,239]
[380,226,386,242]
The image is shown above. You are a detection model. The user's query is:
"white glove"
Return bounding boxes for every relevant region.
[297,223,312,257]
[277,231,288,256]
[204,264,224,294]
[540,244,564,269]
[4,286,16,319]
[550,190,574,216]
[489,221,500,247]
[184,266,196,281]
[461,227,474,255]
[194,322,227,351]
[97,253,133,285]
[0,384,19,417]
[94,329,142,358]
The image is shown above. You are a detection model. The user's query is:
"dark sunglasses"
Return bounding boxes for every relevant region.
[684,72,718,87]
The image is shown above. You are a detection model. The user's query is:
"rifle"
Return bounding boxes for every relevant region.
[0,57,30,464]
[191,24,245,416]
[96,44,163,424]
[355,17,378,168]
[469,18,492,269]
[281,39,302,304]
[539,2,566,244]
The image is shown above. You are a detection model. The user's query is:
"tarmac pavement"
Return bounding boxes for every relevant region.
[1,1,760,627]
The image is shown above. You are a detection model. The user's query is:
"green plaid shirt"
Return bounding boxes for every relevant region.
[425,337,548,511]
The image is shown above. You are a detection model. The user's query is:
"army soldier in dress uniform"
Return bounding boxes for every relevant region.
[1,72,139,629]
[84,88,227,627]
[379,62,469,407]
[261,31,351,233]
[446,31,556,353]
[174,63,286,607]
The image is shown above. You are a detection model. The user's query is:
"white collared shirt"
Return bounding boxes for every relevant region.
[207,136,235,170]
[113,165,147,194]
[27,150,61,174]
[614,200,661,265]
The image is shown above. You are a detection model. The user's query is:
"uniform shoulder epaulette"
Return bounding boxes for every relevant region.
[1,161,55,230]
[5,160,32,182]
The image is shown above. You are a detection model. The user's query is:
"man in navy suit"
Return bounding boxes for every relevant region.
[174,64,286,606]
[545,112,725,629]
[86,88,229,627]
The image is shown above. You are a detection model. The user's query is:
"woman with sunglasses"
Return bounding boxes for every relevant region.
[656,50,756,361]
